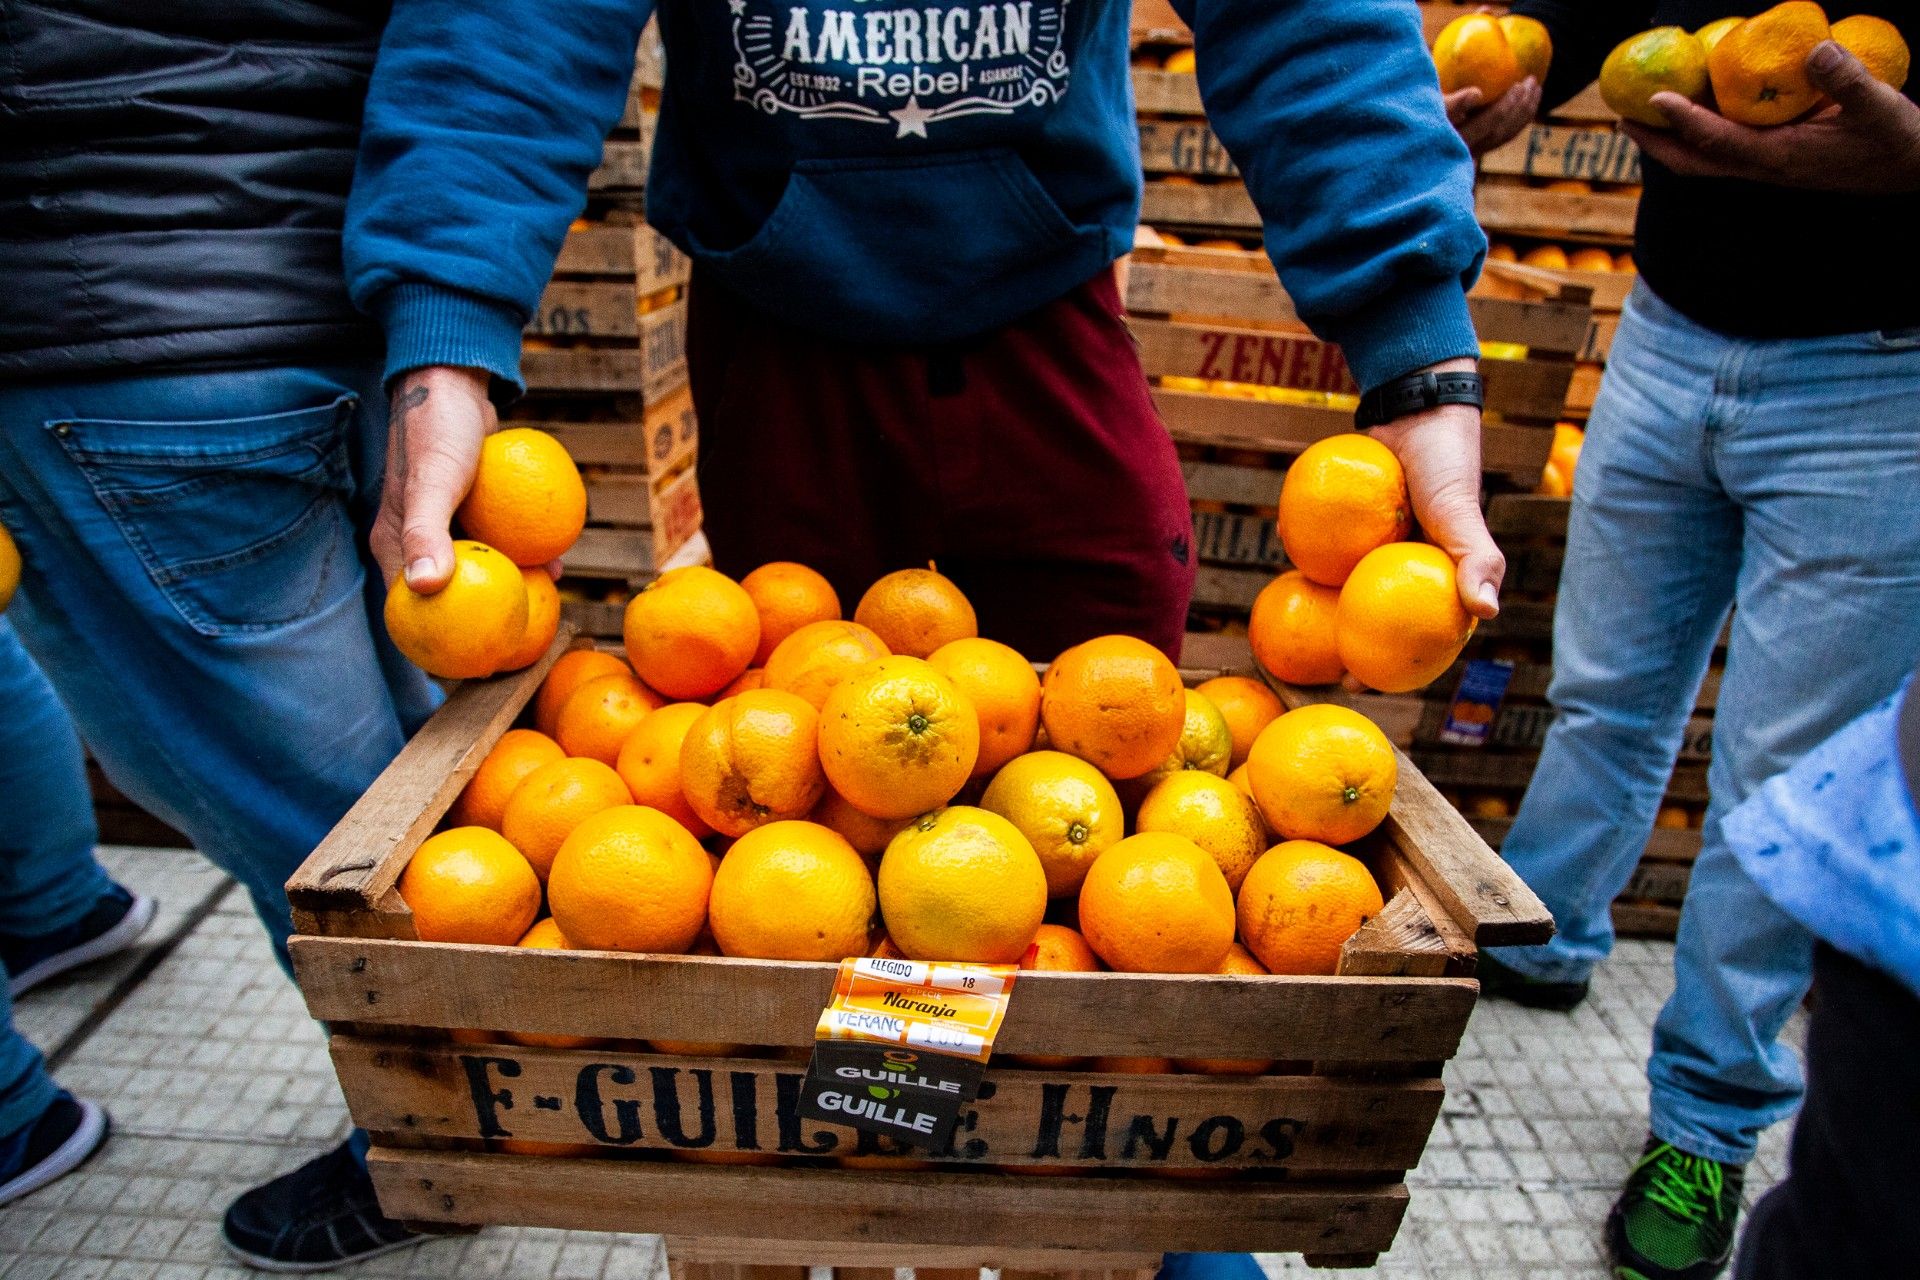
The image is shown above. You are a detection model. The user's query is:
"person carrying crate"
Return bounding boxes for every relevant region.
[1451,8,1920,1279]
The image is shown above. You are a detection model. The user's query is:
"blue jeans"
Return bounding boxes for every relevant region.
[0,362,440,971]
[1493,283,1920,1165]
[0,619,112,1138]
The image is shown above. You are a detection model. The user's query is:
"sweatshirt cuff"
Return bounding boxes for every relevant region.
[1319,276,1481,395]
[374,283,526,396]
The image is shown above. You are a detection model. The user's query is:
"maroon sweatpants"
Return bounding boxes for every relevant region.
[686,268,1196,662]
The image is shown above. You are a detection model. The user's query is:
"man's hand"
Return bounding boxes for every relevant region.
[1369,358,1506,620]
[371,365,496,594]
[1446,78,1542,157]
[1623,41,1920,193]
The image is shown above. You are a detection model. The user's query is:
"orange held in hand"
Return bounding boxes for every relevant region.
[398,826,542,946]
[1040,635,1185,781]
[926,637,1043,778]
[1601,27,1711,127]
[741,562,842,666]
[853,567,979,659]
[877,806,1048,962]
[547,805,713,954]
[623,565,760,700]
[764,619,890,710]
[1500,14,1554,82]
[499,756,633,881]
[384,540,529,679]
[707,820,875,961]
[534,649,629,736]
[819,656,979,819]
[1708,2,1830,125]
[1278,435,1411,587]
[1246,704,1398,846]
[450,728,565,830]
[554,671,663,766]
[457,428,587,567]
[679,688,826,837]
[614,702,714,838]
[1831,13,1910,89]
[1433,13,1526,100]
[1337,543,1478,693]
[1237,841,1385,976]
[1249,571,1344,687]
[1077,832,1236,974]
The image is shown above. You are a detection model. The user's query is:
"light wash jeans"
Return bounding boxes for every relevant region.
[0,360,439,982]
[0,620,112,1138]
[1493,283,1920,1165]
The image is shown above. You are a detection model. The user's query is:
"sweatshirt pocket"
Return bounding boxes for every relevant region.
[687,150,1100,343]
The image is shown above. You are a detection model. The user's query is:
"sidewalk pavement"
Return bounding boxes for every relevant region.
[0,846,1796,1280]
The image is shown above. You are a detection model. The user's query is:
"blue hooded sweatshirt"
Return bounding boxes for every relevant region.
[345,0,1484,396]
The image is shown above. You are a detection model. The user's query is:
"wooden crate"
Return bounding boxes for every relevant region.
[1476,181,1639,245]
[284,639,1551,1272]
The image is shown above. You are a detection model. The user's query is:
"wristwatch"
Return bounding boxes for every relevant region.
[1354,369,1485,431]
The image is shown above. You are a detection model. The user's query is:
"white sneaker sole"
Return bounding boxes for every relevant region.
[9,891,157,998]
[222,1229,430,1274]
[0,1097,108,1208]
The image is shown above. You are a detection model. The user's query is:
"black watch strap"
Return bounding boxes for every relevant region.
[1354,370,1485,430]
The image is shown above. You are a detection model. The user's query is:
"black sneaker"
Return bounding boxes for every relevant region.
[223,1140,425,1273]
[1606,1136,1744,1280]
[0,1091,110,1208]
[1477,952,1591,1011]
[3,885,157,998]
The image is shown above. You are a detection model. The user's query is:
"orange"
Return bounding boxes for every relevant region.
[1433,13,1525,99]
[1548,423,1585,486]
[1832,14,1910,89]
[500,756,633,880]
[1656,804,1692,830]
[1248,571,1344,687]
[500,568,562,672]
[1337,543,1478,694]
[615,702,713,838]
[498,1139,604,1158]
[398,827,542,945]
[1039,636,1184,781]
[505,919,607,1049]
[456,428,587,567]
[741,562,842,666]
[1486,241,1520,264]
[535,649,630,736]
[1602,26,1711,126]
[0,524,17,612]
[764,619,890,710]
[554,671,664,766]
[1091,1057,1176,1074]
[1277,435,1411,587]
[853,567,978,659]
[548,805,712,954]
[1521,244,1571,270]
[1010,924,1103,1069]
[1135,771,1267,892]
[1500,13,1554,82]
[1616,251,1638,274]
[450,728,566,830]
[717,667,767,698]
[708,821,875,960]
[1536,459,1573,499]
[1544,179,1594,194]
[679,689,826,837]
[1194,676,1285,770]
[1695,16,1744,54]
[810,786,912,856]
[1077,832,1235,974]
[1709,2,1830,125]
[384,540,529,679]
[1568,248,1616,272]
[1245,704,1397,845]
[1467,794,1514,820]
[1237,841,1385,976]
[1227,763,1254,800]
[926,637,1042,777]
[978,750,1124,896]
[877,806,1047,962]
[623,565,760,699]
[1133,689,1234,790]
[819,656,979,819]
[1174,944,1274,1075]
[1162,47,1195,73]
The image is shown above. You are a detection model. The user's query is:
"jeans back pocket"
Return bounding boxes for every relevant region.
[50,395,362,637]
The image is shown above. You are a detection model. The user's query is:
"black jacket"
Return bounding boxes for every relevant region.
[0,0,390,380]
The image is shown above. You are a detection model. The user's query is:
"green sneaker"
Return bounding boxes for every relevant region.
[1605,1136,1745,1280]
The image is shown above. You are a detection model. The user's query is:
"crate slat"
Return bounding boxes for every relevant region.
[1479,125,1641,185]
[529,281,643,340]
[1139,182,1260,232]
[1137,120,1239,178]
[563,528,657,579]
[366,1151,1411,1254]
[1476,185,1639,243]
[331,1040,1445,1173]
[1131,67,1203,115]
[666,1239,1159,1270]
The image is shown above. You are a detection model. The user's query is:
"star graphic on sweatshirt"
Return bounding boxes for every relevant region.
[728,0,745,11]
[890,96,933,138]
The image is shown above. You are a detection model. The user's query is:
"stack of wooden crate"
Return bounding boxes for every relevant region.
[509,25,706,640]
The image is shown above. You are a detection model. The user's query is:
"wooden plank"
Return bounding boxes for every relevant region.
[555,227,638,276]
[1337,890,1455,978]
[1463,294,1593,357]
[291,941,1478,1062]
[1485,260,1635,312]
[562,528,656,579]
[560,599,627,639]
[1138,120,1239,178]
[1178,631,1253,673]
[1611,902,1681,939]
[367,1152,1411,1254]
[1191,509,1282,569]
[590,136,652,192]
[666,1239,1159,1271]
[1475,185,1639,243]
[1132,67,1203,116]
[1623,858,1691,905]
[584,474,656,527]
[527,282,638,340]
[1132,317,1355,395]
[1550,82,1619,124]
[1139,182,1260,232]
[1190,564,1268,611]
[1582,312,1621,362]
[284,630,574,923]
[1486,493,1570,541]
[522,349,649,395]
[330,1040,1445,1173]
[1181,460,1279,510]
[1480,125,1641,184]
[649,462,707,568]
[639,300,690,388]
